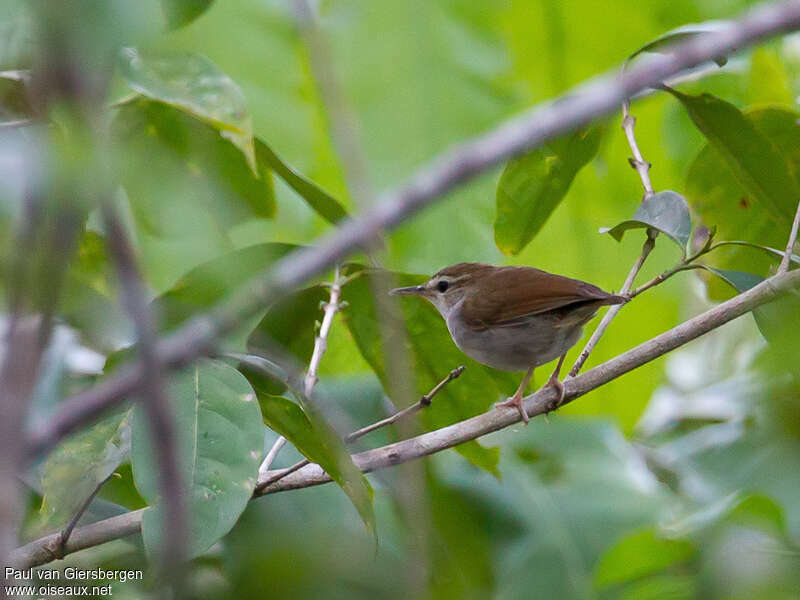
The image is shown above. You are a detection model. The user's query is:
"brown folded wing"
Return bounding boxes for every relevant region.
[460,266,621,330]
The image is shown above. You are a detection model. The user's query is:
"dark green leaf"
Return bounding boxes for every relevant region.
[594,528,694,588]
[119,48,255,169]
[112,100,274,235]
[255,140,348,224]
[494,124,605,255]
[342,269,519,475]
[600,191,691,254]
[0,69,32,119]
[686,107,800,300]
[159,0,214,30]
[39,409,131,531]
[131,359,263,559]
[670,90,799,225]
[629,22,731,66]
[254,392,376,536]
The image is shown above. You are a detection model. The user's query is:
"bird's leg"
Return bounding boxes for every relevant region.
[544,353,567,413]
[494,365,534,424]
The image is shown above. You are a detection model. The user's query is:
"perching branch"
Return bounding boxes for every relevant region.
[254,365,465,494]
[779,198,800,274]
[101,204,187,574]
[25,0,800,464]
[11,269,800,570]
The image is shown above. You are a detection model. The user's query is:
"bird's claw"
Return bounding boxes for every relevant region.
[495,394,529,424]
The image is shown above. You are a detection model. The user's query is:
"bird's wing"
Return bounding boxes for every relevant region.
[460,266,620,330]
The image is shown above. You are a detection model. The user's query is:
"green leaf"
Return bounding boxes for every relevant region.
[747,48,793,107]
[131,359,263,559]
[686,107,800,300]
[0,69,32,119]
[629,22,731,66]
[153,242,297,331]
[600,191,691,254]
[594,528,694,588]
[254,392,376,536]
[670,90,800,226]
[159,0,214,30]
[494,124,605,255]
[342,269,518,475]
[702,267,800,347]
[112,99,274,236]
[255,140,348,224]
[39,409,132,531]
[119,48,256,171]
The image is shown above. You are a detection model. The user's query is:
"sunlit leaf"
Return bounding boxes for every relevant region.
[686,107,800,300]
[594,528,694,588]
[39,409,132,531]
[254,392,376,537]
[670,90,799,225]
[132,359,263,560]
[600,191,691,255]
[494,124,605,255]
[747,48,793,106]
[119,48,256,171]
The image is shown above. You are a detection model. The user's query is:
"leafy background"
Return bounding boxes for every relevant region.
[3,0,800,598]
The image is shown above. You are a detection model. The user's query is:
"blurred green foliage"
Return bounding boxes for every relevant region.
[3,0,800,598]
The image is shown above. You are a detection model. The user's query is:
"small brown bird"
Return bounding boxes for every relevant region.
[390,263,626,423]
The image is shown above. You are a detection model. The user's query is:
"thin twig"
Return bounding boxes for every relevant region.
[621,99,655,199]
[257,265,345,476]
[57,474,112,554]
[254,366,465,494]
[101,203,187,574]
[13,268,800,570]
[779,198,800,273]
[26,1,800,462]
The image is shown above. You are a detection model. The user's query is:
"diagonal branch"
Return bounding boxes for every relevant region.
[10,268,800,570]
[25,0,800,462]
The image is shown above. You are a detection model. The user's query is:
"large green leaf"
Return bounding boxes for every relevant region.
[494,124,605,255]
[670,90,799,225]
[600,190,691,255]
[254,392,376,536]
[112,99,274,236]
[341,269,521,475]
[686,107,800,300]
[39,409,132,531]
[594,528,694,589]
[131,359,263,559]
[255,140,348,224]
[119,48,256,170]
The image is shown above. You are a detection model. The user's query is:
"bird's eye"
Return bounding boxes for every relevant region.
[437,280,450,293]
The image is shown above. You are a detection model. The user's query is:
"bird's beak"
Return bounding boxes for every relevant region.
[389,285,426,296]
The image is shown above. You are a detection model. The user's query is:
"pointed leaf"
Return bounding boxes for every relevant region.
[600,191,691,254]
[670,90,799,225]
[131,360,263,559]
[253,392,376,536]
[255,140,348,224]
[495,124,605,255]
[629,22,732,66]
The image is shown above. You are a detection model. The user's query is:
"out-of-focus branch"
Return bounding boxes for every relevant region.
[254,365,465,494]
[25,0,800,462]
[101,204,187,575]
[12,268,800,570]
[779,198,800,273]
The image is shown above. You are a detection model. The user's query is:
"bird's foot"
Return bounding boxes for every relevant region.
[495,393,529,424]
[544,376,566,414]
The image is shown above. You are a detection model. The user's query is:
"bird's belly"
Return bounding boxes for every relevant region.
[446,312,583,372]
